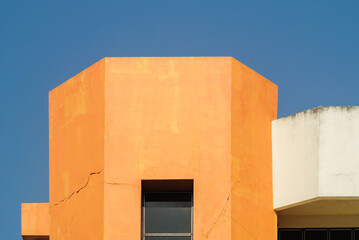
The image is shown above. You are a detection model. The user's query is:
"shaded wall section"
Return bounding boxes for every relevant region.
[49,59,105,240]
[231,58,278,240]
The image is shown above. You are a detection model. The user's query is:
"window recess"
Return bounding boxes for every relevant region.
[142,180,193,240]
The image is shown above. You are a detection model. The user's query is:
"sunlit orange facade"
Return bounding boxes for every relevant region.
[21,57,278,240]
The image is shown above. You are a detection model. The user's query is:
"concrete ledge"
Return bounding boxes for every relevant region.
[278,214,359,228]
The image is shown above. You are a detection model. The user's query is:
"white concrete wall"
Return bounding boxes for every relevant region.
[273,106,359,210]
[318,107,359,197]
[272,109,320,209]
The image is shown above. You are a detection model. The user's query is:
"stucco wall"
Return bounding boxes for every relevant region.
[231,58,278,240]
[49,60,105,240]
[104,57,233,240]
[21,203,49,237]
[26,57,278,240]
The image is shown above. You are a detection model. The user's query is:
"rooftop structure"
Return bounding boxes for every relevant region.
[21,57,359,240]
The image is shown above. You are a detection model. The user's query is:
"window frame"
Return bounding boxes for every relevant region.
[278,228,359,240]
[142,190,193,240]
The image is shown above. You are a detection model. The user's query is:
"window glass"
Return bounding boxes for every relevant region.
[279,230,302,240]
[330,230,351,240]
[145,192,192,233]
[305,230,327,240]
[356,230,359,240]
[279,228,358,240]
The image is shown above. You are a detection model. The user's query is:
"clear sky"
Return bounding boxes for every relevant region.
[1,0,359,238]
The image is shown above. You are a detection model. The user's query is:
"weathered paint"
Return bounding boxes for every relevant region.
[22,57,278,240]
[104,57,233,240]
[272,108,320,209]
[318,107,359,197]
[49,59,105,240]
[273,106,359,216]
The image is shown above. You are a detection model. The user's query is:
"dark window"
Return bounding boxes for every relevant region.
[330,229,352,240]
[142,180,193,240]
[279,230,302,240]
[279,228,359,240]
[305,229,327,240]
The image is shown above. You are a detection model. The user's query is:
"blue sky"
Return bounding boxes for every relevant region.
[1,0,359,238]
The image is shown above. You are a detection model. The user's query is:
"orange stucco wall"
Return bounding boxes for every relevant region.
[23,57,278,240]
[21,203,49,237]
[231,59,278,240]
[49,59,105,240]
[104,57,232,240]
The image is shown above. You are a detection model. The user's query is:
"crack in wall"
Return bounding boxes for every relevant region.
[104,182,141,195]
[104,182,138,187]
[50,169,104,208]
[204,195,231,239]
[204,181,240,240]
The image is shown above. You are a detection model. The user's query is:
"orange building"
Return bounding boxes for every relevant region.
[21,57,359,240]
